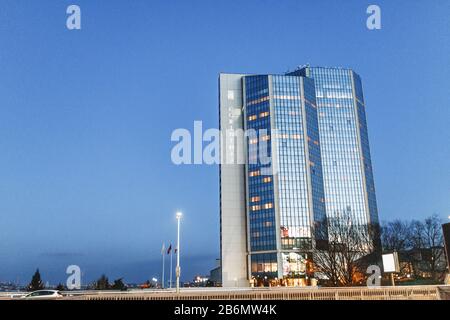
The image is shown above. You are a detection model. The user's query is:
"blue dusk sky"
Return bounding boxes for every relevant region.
[0,0,449,285]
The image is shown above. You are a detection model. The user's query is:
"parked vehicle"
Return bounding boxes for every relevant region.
[21,290,63,300]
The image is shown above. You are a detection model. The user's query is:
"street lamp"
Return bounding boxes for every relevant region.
[176,211,182,293]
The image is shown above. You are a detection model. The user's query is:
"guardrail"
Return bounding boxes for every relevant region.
[2,285,447,300]
[84,285,443,301]
[437,286,450,300]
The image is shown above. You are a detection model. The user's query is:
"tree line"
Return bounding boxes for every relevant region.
[26,270,137,292]
[312,214,446,286]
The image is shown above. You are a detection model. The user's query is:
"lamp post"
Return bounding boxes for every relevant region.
[176,211,182,293]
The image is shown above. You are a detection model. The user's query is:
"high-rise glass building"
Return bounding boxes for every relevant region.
[288,67,379,227]
[219,67,379,287]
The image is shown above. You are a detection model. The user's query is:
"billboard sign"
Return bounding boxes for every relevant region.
[382,252,400,273]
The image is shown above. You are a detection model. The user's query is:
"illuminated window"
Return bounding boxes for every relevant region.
[249,170,260,177]
[260,135,270,141]
[291,134,301,140]
[263,203,273,209]
[249,138,258,144]
[251,205,261,211]
[247,96,270,106]
[248,115,257,121]
[264,221,273,227]
[263,177,272,183]
[273,95,298,100]
[259,111,269,118]
[251,196,260,203]
[257,263,263,272]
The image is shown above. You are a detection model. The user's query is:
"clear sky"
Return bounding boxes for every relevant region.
[0,0,449,285]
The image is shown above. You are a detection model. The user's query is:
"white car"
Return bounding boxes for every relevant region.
[21,290,63,300]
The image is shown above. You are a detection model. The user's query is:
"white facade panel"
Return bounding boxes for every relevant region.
[219,73,249,287]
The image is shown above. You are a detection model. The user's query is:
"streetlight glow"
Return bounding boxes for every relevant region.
[176,211,183,219]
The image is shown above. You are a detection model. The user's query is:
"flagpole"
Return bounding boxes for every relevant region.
[161,243,165,289]
[170,249,173,288]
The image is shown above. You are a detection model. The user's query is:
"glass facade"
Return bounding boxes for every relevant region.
[244,75,276,254]
[271,75,326,250]
[289,67,379,232]
[243,74,325,285]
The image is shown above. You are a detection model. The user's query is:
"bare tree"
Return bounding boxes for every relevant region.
[381,220,411,252]
[422,215,445,279]
[313,214,378,286]
[409,220,425,250]
[380,215,446,281]
[381,219,413,275]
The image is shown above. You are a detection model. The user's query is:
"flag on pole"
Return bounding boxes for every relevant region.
[167,244,172,255]
[161,243,166,255]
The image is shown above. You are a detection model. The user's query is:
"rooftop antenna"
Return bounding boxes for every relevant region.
[300,63,310,69]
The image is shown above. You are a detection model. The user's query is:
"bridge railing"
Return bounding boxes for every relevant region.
[2,285,447,300]
[83,285,443,300]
